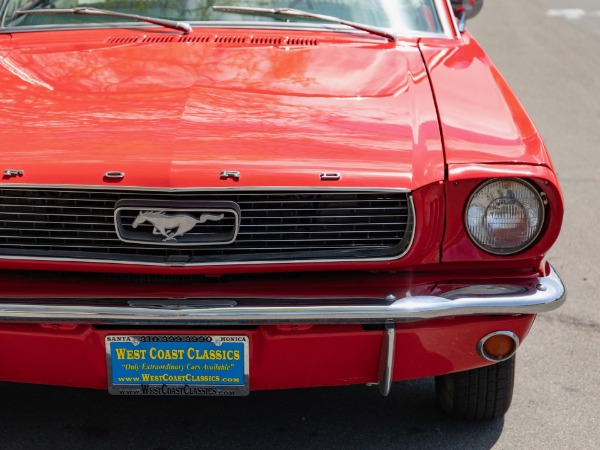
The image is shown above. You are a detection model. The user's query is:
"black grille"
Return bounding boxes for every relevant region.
[0,188,414,265]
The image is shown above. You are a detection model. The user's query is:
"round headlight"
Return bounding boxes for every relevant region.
[465,179,545,255]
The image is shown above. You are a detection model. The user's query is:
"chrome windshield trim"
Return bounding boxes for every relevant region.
[0,13,452,38]
[0,267,566,324]
[437,0,460,38]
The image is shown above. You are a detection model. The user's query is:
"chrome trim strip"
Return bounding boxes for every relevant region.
[0,267,566,324]
[0,184,411,192]
[438,0,461,38]
[0,21,451,39]
[378,322,395,396]
[0,253,402,266]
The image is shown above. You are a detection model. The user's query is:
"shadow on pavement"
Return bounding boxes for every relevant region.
[0,378,504,449]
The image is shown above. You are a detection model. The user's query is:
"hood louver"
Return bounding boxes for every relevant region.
[214,35,247,44]
[142,36,177,43]
[250,36,282,45]
[179,35,211,43]
[105,36,141,44]
[106,35,319,46]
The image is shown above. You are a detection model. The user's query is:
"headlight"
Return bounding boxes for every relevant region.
[465,179,545,255]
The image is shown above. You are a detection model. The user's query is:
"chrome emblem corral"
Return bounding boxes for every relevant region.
[132,211,225,241]
[114,200,241,246]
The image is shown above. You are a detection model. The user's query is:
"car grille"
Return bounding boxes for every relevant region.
[0,187,414,265]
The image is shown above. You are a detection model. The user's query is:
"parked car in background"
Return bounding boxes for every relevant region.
[0,0,565,420]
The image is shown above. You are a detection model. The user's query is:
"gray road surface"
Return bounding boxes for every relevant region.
[1,1,599,448]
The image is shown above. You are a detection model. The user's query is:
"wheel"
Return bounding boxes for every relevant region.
[435,356,515,420]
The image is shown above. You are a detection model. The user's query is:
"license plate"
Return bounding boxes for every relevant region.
[106,335,249,396]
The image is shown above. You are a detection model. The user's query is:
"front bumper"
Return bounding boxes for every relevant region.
[0,267,565,324]
[0,267,565,394]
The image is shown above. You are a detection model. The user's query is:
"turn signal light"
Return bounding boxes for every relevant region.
[477,331,519,361]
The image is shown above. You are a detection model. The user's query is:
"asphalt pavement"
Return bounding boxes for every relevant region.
[1,1,599,448]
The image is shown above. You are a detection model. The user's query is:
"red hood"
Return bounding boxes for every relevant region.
[0,29,443,190]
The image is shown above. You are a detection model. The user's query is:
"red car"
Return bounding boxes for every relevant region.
[0,0,564,420]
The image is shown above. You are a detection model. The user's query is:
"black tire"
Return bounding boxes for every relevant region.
[435,356,515,420]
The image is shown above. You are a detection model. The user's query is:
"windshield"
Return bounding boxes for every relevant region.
[0,0,443,34]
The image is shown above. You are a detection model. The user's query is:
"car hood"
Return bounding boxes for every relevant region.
[0,30,443,190]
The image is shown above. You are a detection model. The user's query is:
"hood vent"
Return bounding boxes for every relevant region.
[214,35,247,44]
[142,35,177,43]
[250,36,283,45]
[106,36,140,44]
[105,35,319,46]
[286,37,318,46]
[180,35,211,43]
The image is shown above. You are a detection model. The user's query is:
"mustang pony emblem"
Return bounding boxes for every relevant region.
[132,211,225,241]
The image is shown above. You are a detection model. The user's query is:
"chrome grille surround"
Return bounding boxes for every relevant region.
[0,186,415,266]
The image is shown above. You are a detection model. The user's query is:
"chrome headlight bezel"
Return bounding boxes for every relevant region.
[464,178,547,256]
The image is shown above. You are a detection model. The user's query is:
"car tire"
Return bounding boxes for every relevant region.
[435,356,515,420]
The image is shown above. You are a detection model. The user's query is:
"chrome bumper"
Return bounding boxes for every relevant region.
[0,267,566,325]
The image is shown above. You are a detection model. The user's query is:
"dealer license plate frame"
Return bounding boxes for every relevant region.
[105,335,249,396]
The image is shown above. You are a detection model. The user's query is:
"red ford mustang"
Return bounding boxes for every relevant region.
[0,0,565,419]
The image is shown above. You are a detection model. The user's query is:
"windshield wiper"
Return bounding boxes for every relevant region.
[212,6,395,42]
[14,7,192,34]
